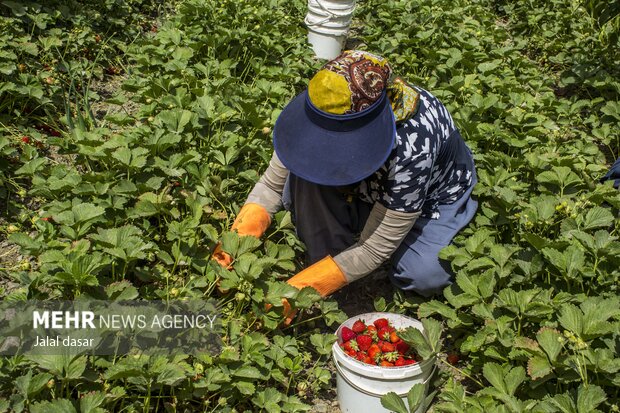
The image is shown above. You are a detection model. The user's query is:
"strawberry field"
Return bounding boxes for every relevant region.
[0,0,619,411]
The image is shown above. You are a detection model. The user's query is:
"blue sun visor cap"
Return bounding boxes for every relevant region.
[273,89,396,186]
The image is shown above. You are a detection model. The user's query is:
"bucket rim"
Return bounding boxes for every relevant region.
[333,341,436,377]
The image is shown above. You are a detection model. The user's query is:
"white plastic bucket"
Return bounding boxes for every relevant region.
[332,312,436,413]
[305,0,356,60]
[307,28,346,60]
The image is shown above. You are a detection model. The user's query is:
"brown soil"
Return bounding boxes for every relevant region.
[89,74,140,127]
[0,238,24,296]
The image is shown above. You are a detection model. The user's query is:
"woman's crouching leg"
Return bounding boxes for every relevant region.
[388,240,453,297]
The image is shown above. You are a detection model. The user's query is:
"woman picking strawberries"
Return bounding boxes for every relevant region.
[213,50,478,321]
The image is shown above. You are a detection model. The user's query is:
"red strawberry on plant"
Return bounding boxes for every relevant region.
[373,318,389,329]
[352,319,366,334]
[21,136,30,144]
[447,353,460,365]
[356,334,372,351]
[341,326,356,342]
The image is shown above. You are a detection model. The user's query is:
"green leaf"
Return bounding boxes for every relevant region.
[8,232,43,254]
[399,319,442,361]
[482,362,525,397]
[273,335,299,356]
[380,392,408,413]
[237,235,262,256]
[558,304,583,335]
[418,300,458,320]
[103,363,143,381]
[265,281,299,306]
[455,272,479,297]
[158,109,196,134]
[31,399,77,413]
[576,384,606,413]
[374,296,387,312]
[504,366,525,395]
[536,328,562,362]
[282,395,311,412]
[422,318,442,354]
[319,300,347,326]
[483,362,508,394]
[31,354,87,380]
[15,371,52,399]
[407,383,427,412]
[478,60,501,73]
[233,365,263,380]
[15,157,46,175]
[73,203,106,224]
[253,388,283,412]
[80,391,106,413]
[235,380,256,395]
[2,0,27,16]
[542,245,584,279]
[65,355,88,380]
[294,287,322,309]
[310,333,337,356]
[219,231,239,256]
[105,281,139,301]
[547,392,577,413]
[581,207,614,230]
[111,147,131,165]
[157,364,186,386]
[527,355,553,380]
[28,372,52,398]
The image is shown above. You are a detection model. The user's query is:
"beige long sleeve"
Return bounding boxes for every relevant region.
[245,152,289,215]
[244,152,419,279]
[333,203,420,282]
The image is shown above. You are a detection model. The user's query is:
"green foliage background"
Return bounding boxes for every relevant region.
[0,0,619,411]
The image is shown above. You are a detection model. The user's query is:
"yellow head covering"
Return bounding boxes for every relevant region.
[308,50,419,122]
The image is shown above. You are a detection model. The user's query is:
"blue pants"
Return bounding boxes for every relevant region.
[602,158,620,189]
[282,174,478,297]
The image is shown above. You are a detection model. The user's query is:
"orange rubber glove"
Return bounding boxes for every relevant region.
[286,256,348,297]
[212,203,271,268]
[280,256,348,325]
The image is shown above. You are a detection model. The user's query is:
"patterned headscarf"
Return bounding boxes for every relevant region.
[307,50,420,123]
